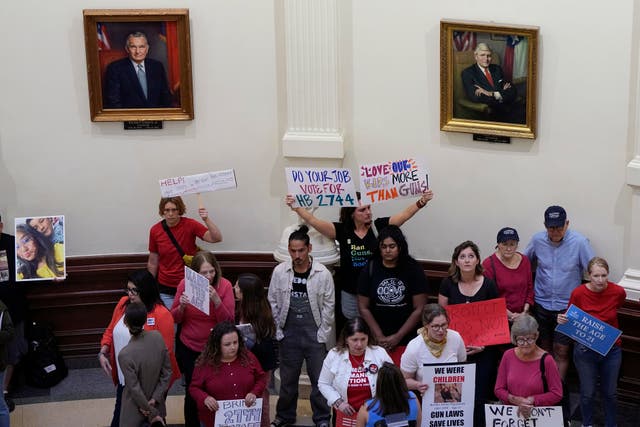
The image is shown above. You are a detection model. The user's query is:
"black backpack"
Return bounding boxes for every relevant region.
[24,321,68,388]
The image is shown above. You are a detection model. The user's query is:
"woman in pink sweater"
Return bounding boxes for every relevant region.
[494,314,562,418]
[171,251,235,427]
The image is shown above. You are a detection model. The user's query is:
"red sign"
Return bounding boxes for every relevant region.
[446,298,510,346]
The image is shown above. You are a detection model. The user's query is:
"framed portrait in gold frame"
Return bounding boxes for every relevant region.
[440,20,539,139]
[83,9,194,122]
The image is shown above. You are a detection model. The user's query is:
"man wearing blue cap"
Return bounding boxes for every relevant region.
[523,205,594,379]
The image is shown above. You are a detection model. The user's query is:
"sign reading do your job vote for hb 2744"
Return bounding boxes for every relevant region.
[286,168,358,208]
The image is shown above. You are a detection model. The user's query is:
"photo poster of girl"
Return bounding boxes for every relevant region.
[14,215,65,281]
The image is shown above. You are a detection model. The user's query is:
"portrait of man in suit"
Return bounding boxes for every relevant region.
[103,31,172,109]
[460,42,524,124]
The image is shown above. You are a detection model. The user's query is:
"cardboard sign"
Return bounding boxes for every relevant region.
[359,158,428,204]
[555,304,622,356]
[485,404,564,427]
[159,169,237,197]
[184,266,210,315]
[15,215,66,282]
[421,363,475,427]
[285,167,358,208]
[214,398,263,427]
[446,298,511,347]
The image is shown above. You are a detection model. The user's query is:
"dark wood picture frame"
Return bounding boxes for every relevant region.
[440,20,539,139]
[83,9,194,122]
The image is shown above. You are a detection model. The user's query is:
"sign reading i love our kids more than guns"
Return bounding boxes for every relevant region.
[359,158,428,204]
[285,167,358,208]
[445,298,511,347]
[555,304,622,356]
[159,169,237,198]
[485,404,564,427]
[214,398,263,427]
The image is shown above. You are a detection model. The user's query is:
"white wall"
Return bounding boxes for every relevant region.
[0,1,636,280]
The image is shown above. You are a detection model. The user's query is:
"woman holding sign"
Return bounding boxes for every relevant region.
[172,251,235,427]
[438,240,499,427]
[285,189,433,321]
[147,196,223,308]
[400,303,467,393]
[189,322,266,427]
[557,257,626,427]
[494,314,562,419]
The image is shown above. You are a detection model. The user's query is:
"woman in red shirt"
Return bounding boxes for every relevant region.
[558,257,626,427]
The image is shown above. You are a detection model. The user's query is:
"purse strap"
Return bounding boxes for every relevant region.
[161,219,185,257]
[540,352,549,392]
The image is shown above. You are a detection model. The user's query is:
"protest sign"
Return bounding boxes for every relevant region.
[446,298,510,347]
[421,363,475,427]
[485,404,564,427]
[184,266,210,315]
[15,215,65,282]
[214,398,263,427]
[359,158,428,204]
[555,304,622,356]
[159,169,237,197]
[285,167,358,208]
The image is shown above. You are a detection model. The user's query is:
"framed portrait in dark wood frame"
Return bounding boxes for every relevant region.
[83,9,194,122]
[440,20,539,139]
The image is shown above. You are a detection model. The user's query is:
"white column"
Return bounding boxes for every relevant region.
[281,0,344,159]
[619,44,640,300]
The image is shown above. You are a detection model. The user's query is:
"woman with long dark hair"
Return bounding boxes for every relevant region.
[234,273,277,427]
[439,240,499,427]
[99,269,179,427]
[171,251,234,427]
[285,190,433,320]
[355,362,421,427]
[319,317,392,427]
[357,225,428,365]
[189,322,267,427]
[15,224,64,279]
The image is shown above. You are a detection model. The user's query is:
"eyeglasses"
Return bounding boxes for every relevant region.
[515,337,536,346]
[125,287,140,296]
[428,323,448,331]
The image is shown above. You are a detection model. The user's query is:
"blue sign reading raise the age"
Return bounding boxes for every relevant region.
[555,304,621,356]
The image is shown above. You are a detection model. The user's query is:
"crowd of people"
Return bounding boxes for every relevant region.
[0,193,629,426]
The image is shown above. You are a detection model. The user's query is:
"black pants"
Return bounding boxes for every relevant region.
[176,337,202,427]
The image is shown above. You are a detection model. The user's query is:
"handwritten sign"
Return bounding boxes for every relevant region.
[446,298,510,347]
[359,158,428,205]
[555,304,622,356]
[485,404,564,427]
[214,398,262,427]
[285,167,358,208]
[184,266,210,315]
[159,169,237,197]
[421,363,475,427]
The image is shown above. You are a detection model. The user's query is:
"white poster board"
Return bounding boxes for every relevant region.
[485,404,564,427]
[184,266,210,315]
[421,363,475,427]
[160,169,237,197]
[359,158,429,205]
[214,398,263,427]
[285,167,358,208]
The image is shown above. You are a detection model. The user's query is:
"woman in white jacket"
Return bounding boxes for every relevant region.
[318,317,392,427]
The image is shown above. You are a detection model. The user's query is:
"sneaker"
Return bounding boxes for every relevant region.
[271,419,289,427]
[316,421,330,427]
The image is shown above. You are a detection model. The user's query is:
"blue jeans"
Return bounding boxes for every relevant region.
[0,370,8,427]
[573,343,621,427]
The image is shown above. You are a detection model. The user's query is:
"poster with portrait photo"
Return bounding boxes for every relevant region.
[421,363,475,427]
[14,216,65,282]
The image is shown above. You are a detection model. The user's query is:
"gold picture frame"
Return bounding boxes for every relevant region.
[440,20,539,139]
[83,9,194,122]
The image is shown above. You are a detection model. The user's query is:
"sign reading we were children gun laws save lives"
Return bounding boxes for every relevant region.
[359,158,429,204]
[159,169,237,198]
[286,168,358,208]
